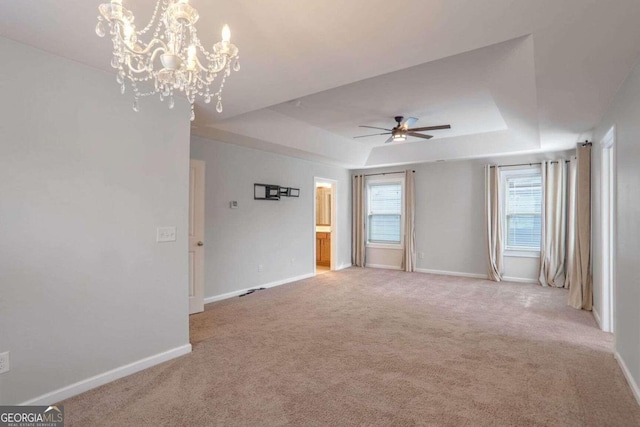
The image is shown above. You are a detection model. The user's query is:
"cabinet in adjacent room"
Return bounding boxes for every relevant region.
[316,232,331,267]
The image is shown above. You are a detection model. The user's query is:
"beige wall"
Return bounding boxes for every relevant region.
[0,38,192,404]
[592,56,640,394]
[356,150,573,281]
[190,136,352,299]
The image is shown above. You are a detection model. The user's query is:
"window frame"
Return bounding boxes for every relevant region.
[365,176,405,250]
[500,166,542,258]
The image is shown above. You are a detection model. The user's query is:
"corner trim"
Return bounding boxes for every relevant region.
[366,264,403,271]
[593,307,602,329]
[415,268,488,280]
[614,351,640,406]
[204,273,315,304]
[21,344,192,406]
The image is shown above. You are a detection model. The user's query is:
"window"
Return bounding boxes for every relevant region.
[503,169,542,252]
[366,180,403,246]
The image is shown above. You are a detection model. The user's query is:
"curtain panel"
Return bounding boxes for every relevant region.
[402,170,416,272]
[538,161,568,287]
[485,165,503,281]
[352,175,366,267]
[567,145,593,310]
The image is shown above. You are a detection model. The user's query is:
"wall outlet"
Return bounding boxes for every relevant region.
[419,252,425,260]
[229,201,238,209]
[0,352,10,375]
[258,264,264,272]
[290,258,295,265]
[156,226,177,242]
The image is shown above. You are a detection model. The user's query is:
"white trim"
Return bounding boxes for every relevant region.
[502,276,538,284]
[204,273,315,304]
[366,264,403,271]
[366,243,404,250]
[593,307,602,329]
[21,344,192,406]
[415,268,488,280]
[614,351,640,406]
[504,250,540,259]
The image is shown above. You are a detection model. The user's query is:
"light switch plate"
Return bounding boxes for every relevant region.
[157,226,177,243]
[230,201,238,209]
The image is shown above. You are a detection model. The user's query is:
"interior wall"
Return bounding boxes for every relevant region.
[0,37,192,404]
[592,57,640,395]
[355,150,573,281]
[190,136,352,299]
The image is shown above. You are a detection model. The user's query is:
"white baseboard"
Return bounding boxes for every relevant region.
[204,273,315,304]
[21,344,192,406]
[415,268,488,280]
[614,351,640,406]
[593,308,602,329]
[502,276,538,284]
[366,264,403,271]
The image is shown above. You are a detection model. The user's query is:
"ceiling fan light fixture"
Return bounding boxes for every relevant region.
[392,133,406,141]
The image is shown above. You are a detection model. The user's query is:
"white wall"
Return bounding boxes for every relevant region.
[356,151,573,281]
[592,57,640,398]
[190,136,352,299]
[0,38,192,404]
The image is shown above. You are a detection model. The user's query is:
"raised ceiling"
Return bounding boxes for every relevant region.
[2,1,640,168]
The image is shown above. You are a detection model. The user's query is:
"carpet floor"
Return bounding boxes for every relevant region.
[60,268,640,426]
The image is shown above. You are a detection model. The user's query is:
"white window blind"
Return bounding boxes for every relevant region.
[367,183,402,244]
[505,174,542,250]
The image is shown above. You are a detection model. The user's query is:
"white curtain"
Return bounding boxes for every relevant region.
[352,175,366,267]
[538,161,568,287]
[485,165,503,281]
[567,145,593,310]
[402,170,416,272]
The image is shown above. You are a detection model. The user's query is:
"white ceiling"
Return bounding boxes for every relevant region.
[2,1,640,168]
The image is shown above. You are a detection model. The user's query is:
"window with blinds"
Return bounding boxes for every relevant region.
[505,174,542,250]
[367,182,402,244]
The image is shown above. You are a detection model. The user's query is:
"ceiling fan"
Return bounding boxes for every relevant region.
[354,116,451,143]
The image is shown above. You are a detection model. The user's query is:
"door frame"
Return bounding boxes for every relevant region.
[313,177,338,275]
[599,126,615,333]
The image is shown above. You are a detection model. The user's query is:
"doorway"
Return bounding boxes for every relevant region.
[600,127,615,332]
[314,178,337,275]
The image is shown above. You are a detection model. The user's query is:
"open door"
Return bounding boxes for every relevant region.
[189,159,205,314]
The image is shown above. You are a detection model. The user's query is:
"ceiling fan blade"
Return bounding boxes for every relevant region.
[353,132,392,139]
[407,124,451,132]
[400,117,418,129]
[407,132,433,140]
[359,125,393,131]
[384,136,394,144]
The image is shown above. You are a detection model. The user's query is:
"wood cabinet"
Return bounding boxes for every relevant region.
[316,232,331,267]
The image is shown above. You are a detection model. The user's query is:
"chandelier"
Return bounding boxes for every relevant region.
[96,0,240,120]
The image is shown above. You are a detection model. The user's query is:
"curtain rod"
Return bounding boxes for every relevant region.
[355,170,415,177]
[489,160,570,168]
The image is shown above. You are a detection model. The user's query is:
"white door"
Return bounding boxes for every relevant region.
[189,160,205,314]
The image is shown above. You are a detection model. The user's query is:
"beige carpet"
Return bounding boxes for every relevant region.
[61,268,640,426]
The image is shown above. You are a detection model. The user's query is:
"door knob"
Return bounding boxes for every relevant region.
[197,241,204,246]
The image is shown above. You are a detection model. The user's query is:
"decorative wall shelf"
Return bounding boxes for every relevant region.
[254,183,300,200]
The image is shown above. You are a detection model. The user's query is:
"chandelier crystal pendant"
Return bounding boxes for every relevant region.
[96,0,240,120]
